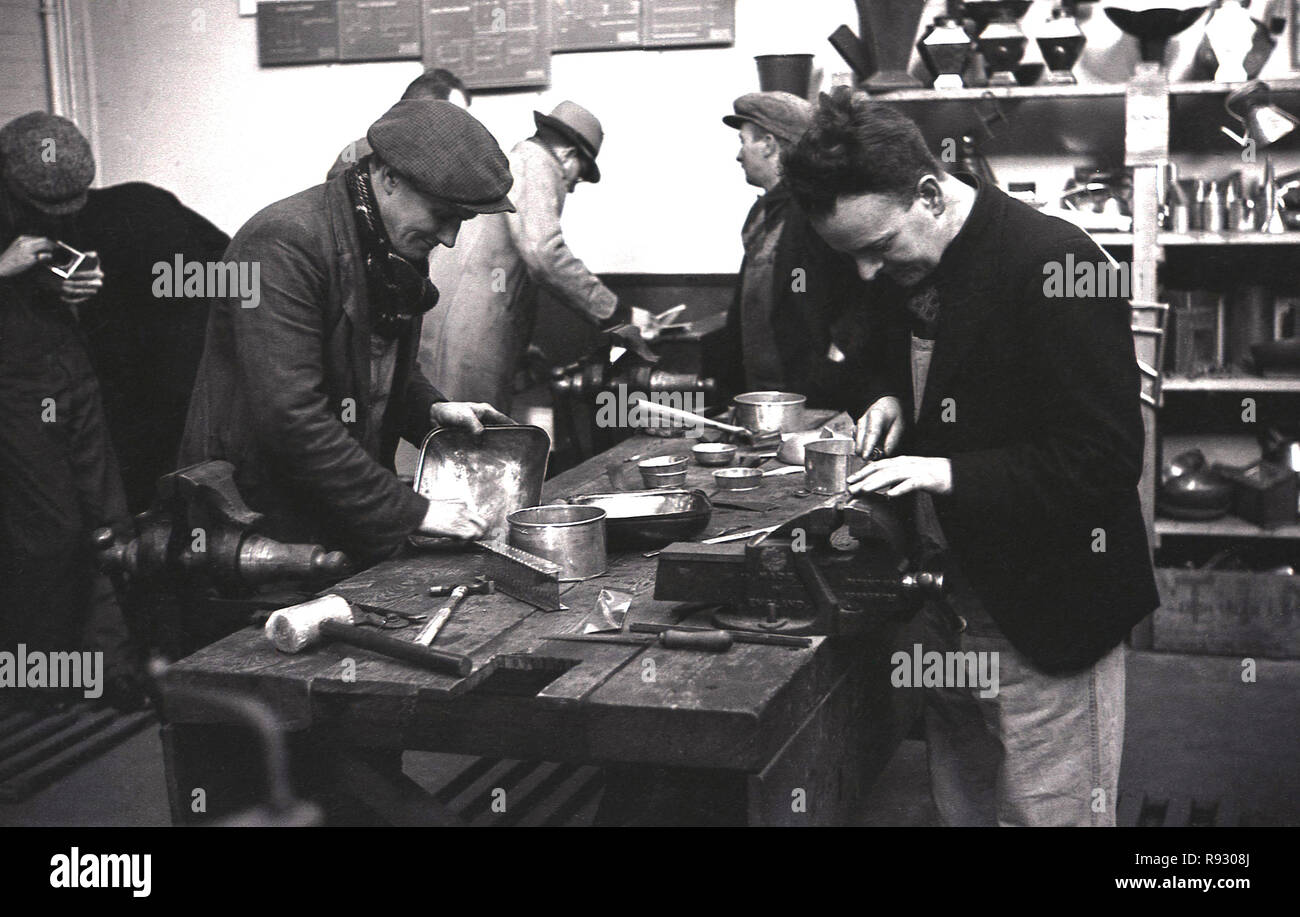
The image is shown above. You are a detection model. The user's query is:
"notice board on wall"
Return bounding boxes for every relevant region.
[421,0,552,90]
[257,1,341,65]
[338,0,423,61]
[642,0,733,48]
[552,0,642,53]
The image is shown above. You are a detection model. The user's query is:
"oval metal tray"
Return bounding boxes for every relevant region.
[567,489,712,548]
[410,424,550,548]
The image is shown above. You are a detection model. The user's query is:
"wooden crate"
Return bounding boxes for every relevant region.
[1153,568,1300,659]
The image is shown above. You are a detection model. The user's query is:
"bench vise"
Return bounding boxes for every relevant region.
[93,460,351,588]
[654,498,945,636]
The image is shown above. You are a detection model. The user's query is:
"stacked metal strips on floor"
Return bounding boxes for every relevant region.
[0,703,155,802]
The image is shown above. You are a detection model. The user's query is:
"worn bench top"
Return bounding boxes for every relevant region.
[162,412,887,771]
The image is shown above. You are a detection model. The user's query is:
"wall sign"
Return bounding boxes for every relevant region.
[421,0,552,90]
[338,0,422,61]
[257,1,340,65]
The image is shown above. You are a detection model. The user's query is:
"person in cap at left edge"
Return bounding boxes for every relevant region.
[179,101,515,566]
[0,112,136,705]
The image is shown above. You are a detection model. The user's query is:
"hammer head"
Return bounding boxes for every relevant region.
[428,575,495,597]
[265,594,354,653]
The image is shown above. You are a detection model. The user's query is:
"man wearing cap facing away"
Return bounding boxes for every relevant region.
[420,100,622,413]
[710,92,873,415]
[180,101,515,564]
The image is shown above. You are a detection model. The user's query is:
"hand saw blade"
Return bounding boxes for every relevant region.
[474,540,564,611]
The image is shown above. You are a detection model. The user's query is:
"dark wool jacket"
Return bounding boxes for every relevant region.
[710,182,876,416]
[68,183,230,513]
[867,180,1159,673]
[179,173,442,561]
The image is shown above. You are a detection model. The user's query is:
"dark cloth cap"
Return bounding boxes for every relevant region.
[367,100,514,213]
[723,92,814,145]
[0,111,96,216]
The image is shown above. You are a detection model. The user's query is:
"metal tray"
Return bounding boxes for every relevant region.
[410,424,550,548]
[567,489,712,548]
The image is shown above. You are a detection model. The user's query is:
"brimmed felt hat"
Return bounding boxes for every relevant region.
[367,100,514,213]
[533,101,603,183]
[723,91,814,145]
[0,112,95,216]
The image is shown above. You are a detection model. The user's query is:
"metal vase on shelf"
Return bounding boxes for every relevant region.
[837,0,928,91]
[978,9,1030,85]
[1037,5,1087,83]
[918,14,974,88]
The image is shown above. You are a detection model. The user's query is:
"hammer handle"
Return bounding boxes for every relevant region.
[319,619,472,677]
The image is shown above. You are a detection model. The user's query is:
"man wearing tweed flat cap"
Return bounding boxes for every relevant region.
[709,91,872,415]
[180,101,517,562]
[420,100,622,413]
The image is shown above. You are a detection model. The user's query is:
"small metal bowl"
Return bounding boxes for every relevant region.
[692,443,737,467]
[639,455,688,472]
[642,468,688,488]
[713,467,764,491]
[639,455,688,488]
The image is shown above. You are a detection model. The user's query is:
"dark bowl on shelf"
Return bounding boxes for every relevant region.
[1014,62,1045,85]
[1158,466,1234,519]
[1104,5,1209,62]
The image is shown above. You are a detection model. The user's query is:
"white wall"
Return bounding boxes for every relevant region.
[83,0,860,272]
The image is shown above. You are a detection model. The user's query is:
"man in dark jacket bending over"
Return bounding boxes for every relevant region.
[783,87,1159,826]
[179,101,513,565]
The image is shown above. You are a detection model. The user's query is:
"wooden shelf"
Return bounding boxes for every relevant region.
[1159,231,1300,246]
[1156,518,1300,539]
[1163,376,1300,392]
[873,77,1300,104]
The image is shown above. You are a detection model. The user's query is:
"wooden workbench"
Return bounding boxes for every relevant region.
[160,415,924,826]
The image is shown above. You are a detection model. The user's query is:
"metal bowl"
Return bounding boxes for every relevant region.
[638,455,688,472]
[732,392,807,435]
[692,443,737,466]
[568,489,712,547]
[411,424,550,547]
[713,467,764,491]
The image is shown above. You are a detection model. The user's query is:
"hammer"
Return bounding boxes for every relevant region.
[265,595,472,677]
[419,576,495,646]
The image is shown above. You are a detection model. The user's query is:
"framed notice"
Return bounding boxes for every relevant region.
[338,0,423,61]
[257,1,341,65]
[642,0,733,49]
[552,0,642,52]
[422,0,552,91]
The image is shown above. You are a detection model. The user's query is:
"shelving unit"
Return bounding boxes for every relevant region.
[873,68,1300,654]
[1156,518,1300,539]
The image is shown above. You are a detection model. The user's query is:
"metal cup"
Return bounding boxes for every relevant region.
[804,440,866,495]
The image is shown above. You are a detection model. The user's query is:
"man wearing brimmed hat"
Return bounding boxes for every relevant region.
[180,100,517,562]
[420,100,621,412]
[0,111,133,686]
[709,91,872,415]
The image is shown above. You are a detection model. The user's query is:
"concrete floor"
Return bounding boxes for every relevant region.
[2,649,1296,827]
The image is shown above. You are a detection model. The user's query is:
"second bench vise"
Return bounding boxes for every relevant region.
[654,498,945,636]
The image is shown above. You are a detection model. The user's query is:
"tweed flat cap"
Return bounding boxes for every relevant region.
[723,92,814,145]
[0,112,95,216]
[367,100,514,213]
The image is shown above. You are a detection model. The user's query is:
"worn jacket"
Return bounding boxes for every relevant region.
[178,173,441,560]
[711,182,873,415]
[70,183,230,513]
[420,137,617,410]
[868,180,1159,673]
